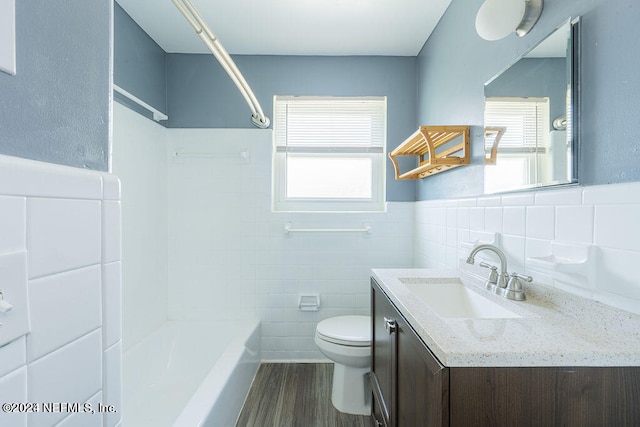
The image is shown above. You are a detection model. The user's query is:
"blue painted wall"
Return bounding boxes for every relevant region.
[112,5,417,200]
[114,2,167,122]
[485,58,567,131]
[415,0,639,200]
[166,54,417,201]
[0,0,111,171]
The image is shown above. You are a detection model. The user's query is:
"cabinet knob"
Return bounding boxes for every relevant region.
[384,317,397,334]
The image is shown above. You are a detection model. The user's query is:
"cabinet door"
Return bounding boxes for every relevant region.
[371,279,398,427]
[397,318,449,427]
[372,278,449,427]
[396,314,449,427]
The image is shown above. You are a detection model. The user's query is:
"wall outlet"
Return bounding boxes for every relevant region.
[0,0,16,75]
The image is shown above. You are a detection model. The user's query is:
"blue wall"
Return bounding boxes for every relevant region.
[114,0,640,200]
[0,0,111,171]
[113,5,417,200]
[114,2,167,122]
[485,58,567,131]
[415,0,640,200]
[167,54,418,201]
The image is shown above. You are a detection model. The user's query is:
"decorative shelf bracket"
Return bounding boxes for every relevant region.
[389,125,470,180]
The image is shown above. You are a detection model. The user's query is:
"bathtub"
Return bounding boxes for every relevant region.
[123,320,261,427]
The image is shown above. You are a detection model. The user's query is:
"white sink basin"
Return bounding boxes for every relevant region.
[399,277,521,319]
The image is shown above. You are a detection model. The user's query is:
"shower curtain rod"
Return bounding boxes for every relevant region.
[172,0,270,129]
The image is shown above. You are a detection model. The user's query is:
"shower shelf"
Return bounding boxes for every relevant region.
[389,125,470,180]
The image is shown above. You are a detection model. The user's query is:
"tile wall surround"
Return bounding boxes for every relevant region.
[166,129,414,360]
[414,182,640,315]
[114,103,413,361]
[112,102,167,352]
[115,105,640,365]
[0,154,122,427]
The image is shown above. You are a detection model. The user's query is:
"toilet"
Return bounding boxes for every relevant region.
[315,315,371,415]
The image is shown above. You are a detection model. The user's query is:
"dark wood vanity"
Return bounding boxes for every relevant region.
[370,277,640,427]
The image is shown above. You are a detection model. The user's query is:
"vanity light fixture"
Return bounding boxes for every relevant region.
[475,0,543,41]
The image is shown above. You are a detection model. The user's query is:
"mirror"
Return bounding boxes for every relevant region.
[483,19,579,194]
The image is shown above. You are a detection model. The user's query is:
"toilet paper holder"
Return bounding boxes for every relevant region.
[298,294,320,311]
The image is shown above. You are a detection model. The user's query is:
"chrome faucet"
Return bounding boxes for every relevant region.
[466,244,532,301]
[466,244,509,289]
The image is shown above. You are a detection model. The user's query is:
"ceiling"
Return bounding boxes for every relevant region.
[116,0,452,56]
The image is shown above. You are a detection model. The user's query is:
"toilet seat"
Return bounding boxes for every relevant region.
[316,315,371,347]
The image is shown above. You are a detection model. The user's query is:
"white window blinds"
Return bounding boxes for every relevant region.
[484,98,549,149]
[272,96,386,212]
[274,96,386,152]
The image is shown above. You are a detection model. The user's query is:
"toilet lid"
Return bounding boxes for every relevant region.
[316,315,371,347]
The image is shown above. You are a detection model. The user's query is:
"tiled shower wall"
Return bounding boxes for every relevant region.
[112,102,168,351]
[113,103,413,360]
[0,155,122,426]
[415,183,640,315]
[166,129,414,360]
[115,104,640,363]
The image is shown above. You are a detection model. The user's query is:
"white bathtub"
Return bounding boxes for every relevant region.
[123,320,261,427]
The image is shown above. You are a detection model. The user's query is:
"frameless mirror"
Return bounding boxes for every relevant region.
[483,18,579,194]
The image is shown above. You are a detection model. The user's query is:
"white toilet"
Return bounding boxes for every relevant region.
[315,315,371,415]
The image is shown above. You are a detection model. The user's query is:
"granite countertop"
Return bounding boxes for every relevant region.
[371,266,640,367]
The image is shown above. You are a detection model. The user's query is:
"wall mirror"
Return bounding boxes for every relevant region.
[483,18,579,194]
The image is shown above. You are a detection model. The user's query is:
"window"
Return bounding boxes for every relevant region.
[272,96,386,212]
[484,97,549,150]
[484,97,550,193]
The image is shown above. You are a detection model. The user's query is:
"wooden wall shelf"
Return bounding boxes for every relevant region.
[484,126,505,165]
[389,125,470,180]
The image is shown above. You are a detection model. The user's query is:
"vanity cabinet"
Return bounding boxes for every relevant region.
[370,278,448,427]
[370,277,640,427]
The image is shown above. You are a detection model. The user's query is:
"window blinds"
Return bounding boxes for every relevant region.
[274,96,386,152]
[484,98,549,149]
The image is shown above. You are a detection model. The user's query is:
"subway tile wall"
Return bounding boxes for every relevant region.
[166,129,414,360]
[0,155,122,427]
[415,183,640,315]
[115,104,640,364]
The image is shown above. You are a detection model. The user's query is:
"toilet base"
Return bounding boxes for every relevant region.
[330,363,371,416]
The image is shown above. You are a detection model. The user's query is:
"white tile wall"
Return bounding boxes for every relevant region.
[0,337,25,378]
[0,195,25,253]
[0,367,27,427]
[113,104,640,366]
[102,262,122,350]
[56,392,103,427]
[103,342,122,427]
[112,102,167,352]
[0,154,122,427]
[28,331,102,427]
[27,266,102,361]
[415,182,640,315]
[27,198,102,279]
[165,129,414,360]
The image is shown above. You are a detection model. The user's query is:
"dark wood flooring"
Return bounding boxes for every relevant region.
[236,363,371,427]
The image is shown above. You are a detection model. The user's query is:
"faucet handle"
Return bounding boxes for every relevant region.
[506,272,532,289]
[509,272,533,285]
[479,262,499,287]
[504,272,532,301]
[518,273,533,282]
[479,262,497,270]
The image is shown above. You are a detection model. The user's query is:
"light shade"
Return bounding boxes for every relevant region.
[476,0,544,41]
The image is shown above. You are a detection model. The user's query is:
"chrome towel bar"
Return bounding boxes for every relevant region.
[284,222,371,235]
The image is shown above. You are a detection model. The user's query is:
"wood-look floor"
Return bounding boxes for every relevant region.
[236,363,371,427]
